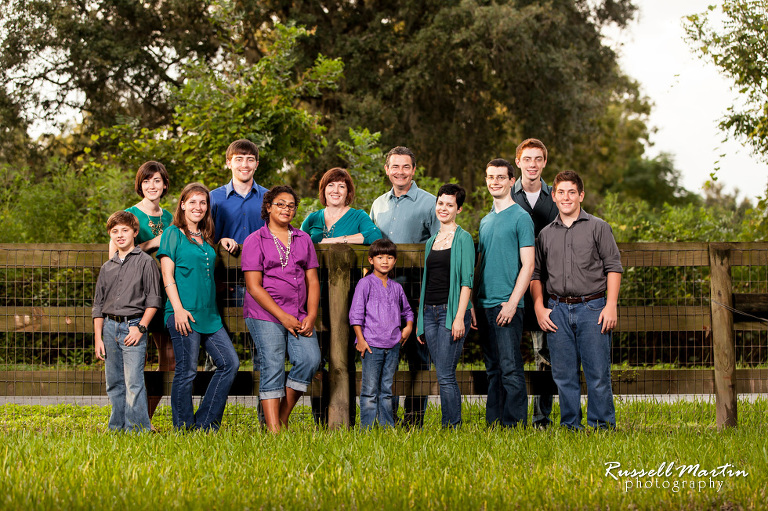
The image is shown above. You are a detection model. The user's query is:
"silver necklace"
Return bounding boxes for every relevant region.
[271,229,292,269]
[435,228,456,250]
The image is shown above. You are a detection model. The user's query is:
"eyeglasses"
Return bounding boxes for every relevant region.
[271,201,297,211]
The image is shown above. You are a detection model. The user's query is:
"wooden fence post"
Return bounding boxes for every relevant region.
[327,244,355,429]
[709,243,737,428]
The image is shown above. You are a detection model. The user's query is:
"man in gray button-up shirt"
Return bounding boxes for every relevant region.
[369,146,438,427]
[530,170,623,430]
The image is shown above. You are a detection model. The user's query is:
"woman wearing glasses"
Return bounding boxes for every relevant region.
[241,186,322,432]
[300,167,381,245]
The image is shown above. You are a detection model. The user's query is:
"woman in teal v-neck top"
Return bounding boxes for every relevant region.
[157,183,239,431]
[300,167,382,244]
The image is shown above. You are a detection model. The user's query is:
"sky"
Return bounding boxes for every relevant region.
[603,0,766,203]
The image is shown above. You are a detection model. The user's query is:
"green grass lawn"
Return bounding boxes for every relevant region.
[1,400,766,510]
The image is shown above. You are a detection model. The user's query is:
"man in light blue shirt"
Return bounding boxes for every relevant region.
[370,147,438,243]
[369,146,439,427]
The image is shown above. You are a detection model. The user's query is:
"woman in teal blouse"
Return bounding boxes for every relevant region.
[110,161,175,421]
[416,184,475,428]
[301,167,382,245]
[157,182,239,431]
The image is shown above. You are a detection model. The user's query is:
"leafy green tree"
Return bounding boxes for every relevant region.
[685,0,768,159]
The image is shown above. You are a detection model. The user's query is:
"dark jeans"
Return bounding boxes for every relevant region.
[479,306,528,427]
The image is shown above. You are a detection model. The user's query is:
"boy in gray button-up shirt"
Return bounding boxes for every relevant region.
[93,211,162,432]
[530,170,623,430]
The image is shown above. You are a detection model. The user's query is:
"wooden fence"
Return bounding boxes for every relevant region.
[1,242,767,429]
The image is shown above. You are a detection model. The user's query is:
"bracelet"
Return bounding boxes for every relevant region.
[165,282,176,289]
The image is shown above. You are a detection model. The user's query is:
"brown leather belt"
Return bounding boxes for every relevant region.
[554,292,606,304]
[104,313,143,323]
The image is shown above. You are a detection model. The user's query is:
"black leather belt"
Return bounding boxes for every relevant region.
[104,313,143,323]
[554,292,606,304]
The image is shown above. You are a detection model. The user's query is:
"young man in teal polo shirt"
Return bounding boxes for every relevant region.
[475,158,535,428]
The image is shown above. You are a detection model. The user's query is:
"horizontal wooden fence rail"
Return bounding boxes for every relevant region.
[2,242,767,429]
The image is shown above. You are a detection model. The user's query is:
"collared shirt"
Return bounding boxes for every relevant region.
[369,181,439,243]
[349,274,414,349]
[157,226,222,334]
[512,178,559,237]
[476,203,535,308]
[300,208,382,244]
[533,209,624,297]
[241,224,319,324]
[92,247,162,318]
[210,180,269,244]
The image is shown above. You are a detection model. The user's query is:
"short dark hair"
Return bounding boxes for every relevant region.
[226,139,259,161]
[553,170,584,195]
[368,238,398,260]
[385,146,416,168]
[436,183,466,208]
[261,185,300,222]
[318,167,355,206]
[486,158,515,180]
[134,161,169,198]
[107,210,139,232]
[515,138,548,161]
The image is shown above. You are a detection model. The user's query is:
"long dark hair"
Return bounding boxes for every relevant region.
[173,182,215,245]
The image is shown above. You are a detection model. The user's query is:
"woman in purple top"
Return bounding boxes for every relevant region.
[242,185,322,433]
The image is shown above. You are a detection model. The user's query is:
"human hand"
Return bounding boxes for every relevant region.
[535,305,557,332]
[298,314,316,337]
[495,301,517,326]
[470,308,478,330]
[124,326,144,346]
[451,316,465,341]
[400,324,412,345]
[174,308,196,336]
[356,338,372,358]
[598,302,618,333]
[95,338,105,360]
[220,238,239,254]
[280,314,302,338]
[416,335,425,345]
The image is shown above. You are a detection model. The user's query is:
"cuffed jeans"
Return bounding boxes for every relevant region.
[423,304,471,428]
[103,317,150,432]
[360,344,401,428]
[547,296,616,429]
[245,318,321,400]
[480,306,527,427]
[167,316,239,431]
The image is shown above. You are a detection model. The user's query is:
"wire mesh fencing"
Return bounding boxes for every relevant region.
[1,242,766,428]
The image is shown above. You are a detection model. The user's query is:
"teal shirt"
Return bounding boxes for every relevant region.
[477,204,535,309]
[125,205,174,245]
[156,225,223,334]
[416,226,475,336]
[301,208,382,244]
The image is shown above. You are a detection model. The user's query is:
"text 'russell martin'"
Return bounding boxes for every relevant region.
[604,461,749,493]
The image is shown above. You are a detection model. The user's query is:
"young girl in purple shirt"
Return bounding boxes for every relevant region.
[242,185,322,433]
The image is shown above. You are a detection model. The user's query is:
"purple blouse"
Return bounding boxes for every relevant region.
[348,274,414,349]
[241,224,319,323]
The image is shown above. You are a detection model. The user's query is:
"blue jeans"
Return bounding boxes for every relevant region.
[102,317,150,432]
[547,296,616,429]
[167,316,240,431]
[360,344,401,428]
[480,306,527,427]
[423,304,470,428]
[245,318,321,400]
[530,330,553,426]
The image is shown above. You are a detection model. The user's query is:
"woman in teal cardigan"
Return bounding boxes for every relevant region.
[301,167,382,245]
[416,183,475,428]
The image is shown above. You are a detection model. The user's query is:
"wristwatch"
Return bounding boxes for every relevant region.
[137,324,148,334]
